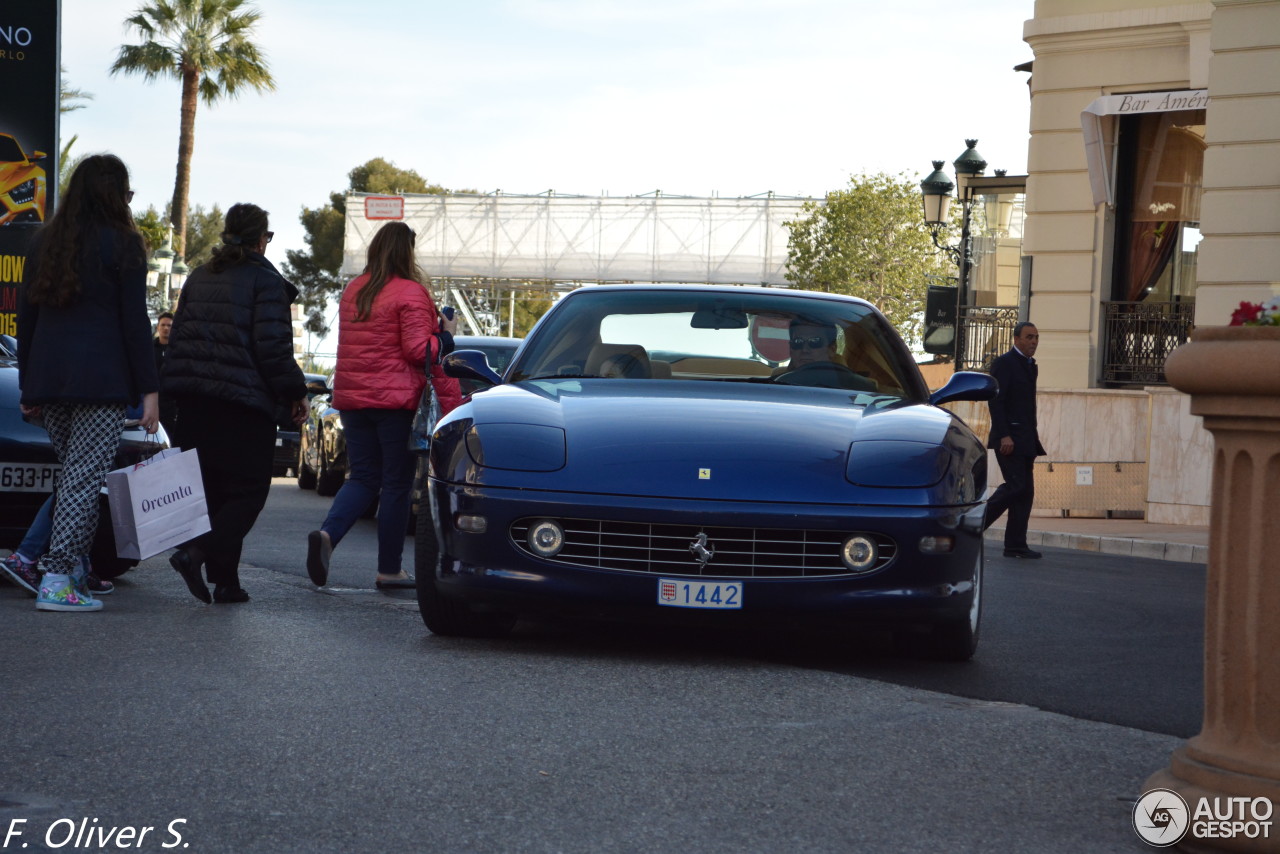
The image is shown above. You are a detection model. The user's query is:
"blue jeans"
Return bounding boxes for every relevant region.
[17,493,55,561]
[321,408,415,575]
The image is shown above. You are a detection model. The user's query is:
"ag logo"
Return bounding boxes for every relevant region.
[1133,788,1189,846]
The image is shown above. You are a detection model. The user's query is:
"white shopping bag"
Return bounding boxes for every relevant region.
[106,447,211,560]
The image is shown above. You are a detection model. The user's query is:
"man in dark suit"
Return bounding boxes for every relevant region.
[984,321,1046,558]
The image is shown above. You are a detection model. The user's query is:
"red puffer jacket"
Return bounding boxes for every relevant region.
[331,274,461,414]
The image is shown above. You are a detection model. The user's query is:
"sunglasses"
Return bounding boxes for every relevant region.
[265,231,274,243]
[126,191,135,203]
[790,335,829,350]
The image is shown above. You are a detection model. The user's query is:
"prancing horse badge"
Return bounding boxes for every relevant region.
[698,468,711,479]
[689,532,715,568]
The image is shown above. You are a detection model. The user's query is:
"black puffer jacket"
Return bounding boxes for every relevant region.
[162,251,306,417]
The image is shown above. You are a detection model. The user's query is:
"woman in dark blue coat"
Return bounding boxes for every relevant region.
[17,154,160,612]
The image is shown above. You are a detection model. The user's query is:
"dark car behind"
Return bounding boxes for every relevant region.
[274,372,328,478]
[0,334,169,578]
[302,335,522,504]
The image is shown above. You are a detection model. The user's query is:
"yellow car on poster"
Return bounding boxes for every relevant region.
[0,133,47,227]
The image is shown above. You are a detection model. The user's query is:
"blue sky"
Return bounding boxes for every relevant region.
[61,0,1035,263]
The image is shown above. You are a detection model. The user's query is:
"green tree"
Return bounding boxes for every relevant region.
[134,206,169,254]
[59,65,93,114]
[110,0,275,257]
[785,172,945,346]
[283,157,459,337]
[58,136,86,203]
[182,203,225,269]
[133,202,223,265]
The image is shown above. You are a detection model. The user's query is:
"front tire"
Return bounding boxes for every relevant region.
[315,431,344,497]
[414,492,515,637]
[914,542,983,662]
[297,433,317,490]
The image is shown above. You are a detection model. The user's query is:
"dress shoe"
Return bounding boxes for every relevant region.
[170,549,212,603]
[213,585,250,604]
[306,530,331,587]
[1003,546,1043,559]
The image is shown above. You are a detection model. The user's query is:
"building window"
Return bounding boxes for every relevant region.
[1101,109,1204,386]
[1112,109,1205,303]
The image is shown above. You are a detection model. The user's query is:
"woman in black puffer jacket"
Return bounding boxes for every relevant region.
[162,203,307,604]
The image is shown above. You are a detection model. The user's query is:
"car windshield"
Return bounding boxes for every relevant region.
[509,289,921,399]
[475,344,517,374]
[0,136,26,162]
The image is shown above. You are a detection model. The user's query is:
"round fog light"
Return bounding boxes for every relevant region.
[841,535,878,573]
[527,519,565,557]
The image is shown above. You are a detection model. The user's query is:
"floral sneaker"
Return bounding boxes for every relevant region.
[1,553,41,596]
[35,573,103,612]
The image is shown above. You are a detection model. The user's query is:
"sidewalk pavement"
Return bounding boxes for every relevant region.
[987,514,1209,564]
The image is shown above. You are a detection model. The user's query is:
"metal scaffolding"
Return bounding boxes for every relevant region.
[342,191,815,335]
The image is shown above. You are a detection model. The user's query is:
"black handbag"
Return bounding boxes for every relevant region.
[407,381,441,455]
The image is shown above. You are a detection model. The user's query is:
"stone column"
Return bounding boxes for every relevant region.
[1148,326,1280,853]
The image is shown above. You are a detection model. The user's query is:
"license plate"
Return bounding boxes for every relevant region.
[0,462,61,493]
[657,578,742,610]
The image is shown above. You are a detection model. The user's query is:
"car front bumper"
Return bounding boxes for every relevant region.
[427,480,984,628]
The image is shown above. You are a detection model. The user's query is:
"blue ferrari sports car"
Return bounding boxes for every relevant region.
[416,285,997,659]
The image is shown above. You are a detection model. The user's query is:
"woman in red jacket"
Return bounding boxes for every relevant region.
[306,222,459,589]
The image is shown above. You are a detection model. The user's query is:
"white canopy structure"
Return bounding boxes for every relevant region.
[342,191,813,285]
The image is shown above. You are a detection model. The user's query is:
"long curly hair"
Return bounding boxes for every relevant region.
[353,221,426,322]
[207,203,270,274]
[26,154,144,308]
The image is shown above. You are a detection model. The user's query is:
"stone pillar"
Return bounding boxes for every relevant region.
[1148,326,1280,852]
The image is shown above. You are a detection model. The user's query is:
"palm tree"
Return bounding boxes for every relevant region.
[60,64,94,114]
[109,0,274,257]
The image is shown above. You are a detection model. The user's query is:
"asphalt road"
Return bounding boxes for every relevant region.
[0,479,1200,853]
[256,477,1206,739]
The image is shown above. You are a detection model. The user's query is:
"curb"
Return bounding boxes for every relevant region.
[984,528,1208,565]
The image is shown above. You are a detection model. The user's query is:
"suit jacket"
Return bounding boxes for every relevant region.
[987,348,1046,457]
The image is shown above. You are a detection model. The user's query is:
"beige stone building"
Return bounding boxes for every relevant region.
[955,0,1279,526]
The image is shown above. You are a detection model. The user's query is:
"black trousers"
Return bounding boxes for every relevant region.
[984,453,1036,549]
[173,395,276,586]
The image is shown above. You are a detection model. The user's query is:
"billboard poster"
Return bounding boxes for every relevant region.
[0,1,59,338]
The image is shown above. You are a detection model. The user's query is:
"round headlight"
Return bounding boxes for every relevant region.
[841,535,878,573]
[527,519,565,557]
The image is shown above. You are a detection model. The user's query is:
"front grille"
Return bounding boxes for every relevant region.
[510,518,896,578]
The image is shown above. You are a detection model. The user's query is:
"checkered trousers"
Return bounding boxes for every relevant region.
[38,403,126,575]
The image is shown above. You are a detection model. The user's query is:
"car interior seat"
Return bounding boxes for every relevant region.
[586,343,652,379]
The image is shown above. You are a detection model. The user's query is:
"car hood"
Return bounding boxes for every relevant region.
[434,379,983,506]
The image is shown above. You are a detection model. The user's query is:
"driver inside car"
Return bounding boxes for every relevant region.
[785,320,839,371]
[772,319,878,391]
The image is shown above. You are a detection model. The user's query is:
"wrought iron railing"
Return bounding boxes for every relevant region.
[958,306,1020,373]
[1101,301,1193,386]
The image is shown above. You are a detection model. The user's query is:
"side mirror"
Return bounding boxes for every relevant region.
[443,349,502,388]
[31,150,47,161]
[929,371,998,406]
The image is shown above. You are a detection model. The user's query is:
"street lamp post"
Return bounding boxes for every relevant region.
[920,139,988,368]
[144,227,188,311]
